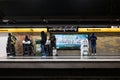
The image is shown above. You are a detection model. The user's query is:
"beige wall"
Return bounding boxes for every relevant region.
[96,33,120,55]
[14,32,50,56]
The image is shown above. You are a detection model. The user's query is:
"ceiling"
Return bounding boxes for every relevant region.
[0,0,118,17]
[0,0,120,24]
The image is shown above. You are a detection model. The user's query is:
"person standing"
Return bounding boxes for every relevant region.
[89,33,97,55]
[45,38,51,56]
[40,31,47,57]
[51,35,56,48]
[50,35,57,56]
[7,33,17,56]
[22,35,34,56]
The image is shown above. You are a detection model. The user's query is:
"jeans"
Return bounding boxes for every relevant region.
[45,45,52,56]
[41,45,46,56]
[91,44,96,53]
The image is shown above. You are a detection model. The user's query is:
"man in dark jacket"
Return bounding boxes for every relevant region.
[7,33,17,56]
[40,31,47,57]
[89,33,97,55]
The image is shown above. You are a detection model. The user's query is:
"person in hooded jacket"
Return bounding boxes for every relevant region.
[7,33,17,56]
[89,33,97,55]
[40,31,47,57]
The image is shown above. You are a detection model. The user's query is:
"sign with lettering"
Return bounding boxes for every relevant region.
[0,28,47,32]
[78,28,120,32]
[48,26,78,32]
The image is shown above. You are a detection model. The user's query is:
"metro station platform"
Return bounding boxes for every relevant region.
[0,56,120,68]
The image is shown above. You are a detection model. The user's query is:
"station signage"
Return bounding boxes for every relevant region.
[0,27,120,33]
[0,28,47,32]
[78,28,120,32]
[48,26,78,32]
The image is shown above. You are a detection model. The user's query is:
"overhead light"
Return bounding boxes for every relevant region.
[43,18,48,23]
[2,18,16,23]
[2,19,9,23]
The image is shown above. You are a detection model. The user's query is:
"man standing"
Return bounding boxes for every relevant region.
[7,33,17,56]
[89,33,97,55]
[40,31,47,57]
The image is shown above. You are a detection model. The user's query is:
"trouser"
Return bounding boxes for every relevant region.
[45,45,52,56]
[91,44,96,53]
[23,50,32,56]
[41,45,46,56]
[9,44,16,56]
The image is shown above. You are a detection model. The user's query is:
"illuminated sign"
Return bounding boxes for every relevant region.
[78,28,120,32]
[0,28,47,32]
[1,28,120,33]
[48,26,78,32]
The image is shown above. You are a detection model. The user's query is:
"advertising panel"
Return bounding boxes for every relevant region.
[55,34,88,49]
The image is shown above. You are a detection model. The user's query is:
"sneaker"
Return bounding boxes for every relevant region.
[8,55,14,57]
[42,56,46,58]
[94,54,97,55]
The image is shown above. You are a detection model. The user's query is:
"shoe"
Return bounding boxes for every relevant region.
[42,56,46,58]
[94,54,97,55]
[8,55,14,57]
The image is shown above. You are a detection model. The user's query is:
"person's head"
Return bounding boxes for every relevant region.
[41,31,45,35]
[25,35,29,41]
[8,33,11,36]
[53,35,56,38]
[92,33,95,36]
[47,37,50,40]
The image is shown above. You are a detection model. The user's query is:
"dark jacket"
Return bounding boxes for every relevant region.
[89,34,97,45]
[40,32,47,45]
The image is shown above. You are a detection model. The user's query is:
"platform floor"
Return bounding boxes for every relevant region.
[1,55,120,62]
[0,56,119,68]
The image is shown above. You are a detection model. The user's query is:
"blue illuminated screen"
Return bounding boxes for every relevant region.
[55,34,88,49]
